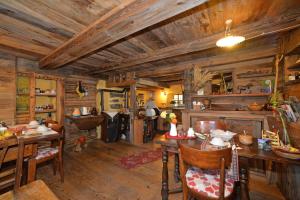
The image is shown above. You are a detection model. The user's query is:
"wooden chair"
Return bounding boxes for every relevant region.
[0,137,24,191]
[27,124,64,183]
[179,143,234,200]
[194,120,226,134]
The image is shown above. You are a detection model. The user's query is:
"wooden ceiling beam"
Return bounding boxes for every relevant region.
[0,35,51,57]
[283,27,300,55]
[39,0,208,69]
[92,10,300,74]
[136,45,277,77]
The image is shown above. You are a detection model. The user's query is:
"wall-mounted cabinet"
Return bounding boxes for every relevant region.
[16,72,64,124]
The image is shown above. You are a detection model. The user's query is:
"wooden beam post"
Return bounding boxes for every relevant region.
[129,83,137,144]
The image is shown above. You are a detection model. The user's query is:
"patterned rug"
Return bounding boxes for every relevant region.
[119,148,163,169]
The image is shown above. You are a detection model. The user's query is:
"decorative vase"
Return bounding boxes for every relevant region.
[170,123,177,136]
[197,88,204,95]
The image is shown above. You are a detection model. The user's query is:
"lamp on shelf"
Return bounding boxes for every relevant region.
[216,19,245,47]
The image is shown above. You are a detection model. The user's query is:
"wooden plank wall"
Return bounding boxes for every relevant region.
[64,75,97,115]
[0,53,16,125]
[64,75,98,149]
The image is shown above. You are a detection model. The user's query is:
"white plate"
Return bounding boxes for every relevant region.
[28,125,38,129]
[210,141,230,147]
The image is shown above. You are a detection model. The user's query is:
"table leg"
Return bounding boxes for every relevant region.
[161,146,169,200]
[28,158,37,183]
[174,153,181,183]
[240,168,250,200]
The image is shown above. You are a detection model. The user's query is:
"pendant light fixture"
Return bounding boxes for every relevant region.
[216,19,245,47]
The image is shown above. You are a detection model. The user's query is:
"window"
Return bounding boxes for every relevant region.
[173,94,183,105]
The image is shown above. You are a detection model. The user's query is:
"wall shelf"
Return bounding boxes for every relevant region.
[285,79,300,86]
[191,93,270,98]
[35,109,57,114]
[35,93,57,97]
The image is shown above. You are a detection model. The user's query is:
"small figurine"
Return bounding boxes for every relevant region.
[74,136,87,152]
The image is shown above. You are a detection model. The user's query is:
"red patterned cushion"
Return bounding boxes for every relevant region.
[36,147,58,160]
[186,167,234,198]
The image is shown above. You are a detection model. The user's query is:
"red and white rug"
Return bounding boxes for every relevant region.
[119,148,163,169]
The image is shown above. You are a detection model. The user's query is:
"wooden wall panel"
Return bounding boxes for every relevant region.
[64,75,98,149]
[64,75,97,115]
[0,53,16,125]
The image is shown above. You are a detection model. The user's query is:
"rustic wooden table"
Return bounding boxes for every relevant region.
[17,130,62,183]
[0,180,59,200]
[155,135,300,200]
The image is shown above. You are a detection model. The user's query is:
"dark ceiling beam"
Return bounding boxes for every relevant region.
[39,0,208,69]
[91,9,300,74]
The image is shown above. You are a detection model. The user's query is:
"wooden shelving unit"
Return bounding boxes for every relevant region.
[16,72,64,125]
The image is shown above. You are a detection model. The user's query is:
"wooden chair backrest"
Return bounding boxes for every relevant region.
[179,143,232,199]
[194,120,226,134]
[179,143,232,169]
[0,137,24,190]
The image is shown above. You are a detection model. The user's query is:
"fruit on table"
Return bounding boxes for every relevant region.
[0,130,13,140]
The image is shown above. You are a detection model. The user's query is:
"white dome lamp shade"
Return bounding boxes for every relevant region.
[216,19,245,47]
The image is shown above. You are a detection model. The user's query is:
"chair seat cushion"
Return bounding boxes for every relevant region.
[186,167,234,199]
[36,147,59,160]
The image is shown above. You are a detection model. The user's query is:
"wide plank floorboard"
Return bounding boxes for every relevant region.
[37,139,284,200]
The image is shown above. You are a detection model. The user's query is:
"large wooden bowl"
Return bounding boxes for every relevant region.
[248,103,264,111]
[273,149,300,160]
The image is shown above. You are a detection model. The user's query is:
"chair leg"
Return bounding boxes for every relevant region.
[58,154,64,183]
[27,159,37,183]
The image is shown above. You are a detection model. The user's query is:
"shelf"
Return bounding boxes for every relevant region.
[182,109,272,115]
[16,111,29,114]
[17,93,30,96]
[35,109,56,113]
[288,62,300,71]
[35,93,57,97]
[237,73,275,78]
[191,93,270,98]
[285,79,300,86]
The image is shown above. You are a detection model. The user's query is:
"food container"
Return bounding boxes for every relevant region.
[239,134,253,145]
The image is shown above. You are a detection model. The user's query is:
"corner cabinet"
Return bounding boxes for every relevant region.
[16,72,64,125]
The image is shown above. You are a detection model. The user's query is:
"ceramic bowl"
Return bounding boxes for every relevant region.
[28,120,39,128]
[210,137,225,146]
[211,130,236,141]
[36,125,48,133]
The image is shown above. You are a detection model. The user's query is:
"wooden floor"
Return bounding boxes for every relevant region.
[37,139,285,200]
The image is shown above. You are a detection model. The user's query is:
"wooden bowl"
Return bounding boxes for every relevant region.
[248,103,264,111]
[239,134,253,145]
[273,149,300,160]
